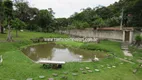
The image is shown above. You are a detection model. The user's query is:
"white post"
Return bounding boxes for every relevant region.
[123,30,125,42]
[129,31,133,44]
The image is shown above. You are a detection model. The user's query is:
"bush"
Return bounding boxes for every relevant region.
[135,35,142,41]
[70,21,90,29]
[135,35,142,46]
[105,17,120,27]
[80,43,109,52]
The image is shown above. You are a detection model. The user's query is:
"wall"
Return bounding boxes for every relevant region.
[59,28,123,41]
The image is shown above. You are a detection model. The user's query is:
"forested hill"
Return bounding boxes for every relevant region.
[0,0,142,34]
[67,0,142,29]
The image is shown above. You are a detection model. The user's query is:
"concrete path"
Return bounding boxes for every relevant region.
[119,58,135,64]
[121,42,133,57]
[123,50,133,57]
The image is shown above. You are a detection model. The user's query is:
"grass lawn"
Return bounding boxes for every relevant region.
[56,40,124,57]
[129,46,142,62]
[0,30,68,41]
[0,31,142,80]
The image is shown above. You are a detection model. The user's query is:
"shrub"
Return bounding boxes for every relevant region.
[135,35,142,46]
[70,21,90,29]
[135,35,141,41]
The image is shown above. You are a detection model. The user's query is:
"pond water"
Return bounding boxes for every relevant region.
[22,43,106,62]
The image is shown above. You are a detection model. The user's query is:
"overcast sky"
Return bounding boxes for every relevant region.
[28,0,119,18]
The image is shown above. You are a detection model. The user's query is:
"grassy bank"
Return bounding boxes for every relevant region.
[0,30,68,41]
[129,46,142,61]
[56,40,124,57]
[0,31,142,80]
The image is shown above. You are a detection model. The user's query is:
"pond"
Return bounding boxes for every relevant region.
[22,43,106,62]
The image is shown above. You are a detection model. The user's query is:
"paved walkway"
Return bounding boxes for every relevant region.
[121,42,133,57]
[123,50,133,57]
[119,58,135,64]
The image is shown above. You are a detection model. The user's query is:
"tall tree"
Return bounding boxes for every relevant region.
[0,0,4,34]
[14,0,40,31]
[3,0,13,41]
[95,6,113,19]
[56,18,69,29]
[26,7,39,31]
[11,18,26,37]
[36,10,54,32]
[125,0,142,27]
[14,0,30,22]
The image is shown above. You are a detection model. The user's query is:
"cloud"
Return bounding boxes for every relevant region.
[29,0,119,18]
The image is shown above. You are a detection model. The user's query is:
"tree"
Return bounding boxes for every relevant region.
[14,0,40,31]
[70,7,96,25]
[11,18,26,37]
[14,0,30,22]
[0,0,4,34]
[55,18,69,30]
[105,17,120,27]
[95,6,113,19]
[70,21,90,29]
[126,0,142,27]
[3,0,13,41]
[25,7,39,31]
[92,15,106,27]
[36,10,54,32]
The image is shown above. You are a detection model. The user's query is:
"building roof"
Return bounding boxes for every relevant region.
[97,27,134,31]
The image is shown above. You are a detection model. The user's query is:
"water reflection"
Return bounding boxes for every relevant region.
[22,43,106,62]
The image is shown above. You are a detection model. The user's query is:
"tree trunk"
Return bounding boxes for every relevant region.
[16,29,18,37]
[0,21,1,32]
[0,21,4,34]
[7,24,13,42]
[1,26,4,34]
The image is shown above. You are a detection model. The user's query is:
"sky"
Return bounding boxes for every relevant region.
[28,0,119,18]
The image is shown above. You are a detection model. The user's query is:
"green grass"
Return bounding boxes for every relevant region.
[0,31,142,80]
[0,30,68,41]
[80,41,124,57]
[129,46,142,61]
[57,40,124,57]
[56,41,83,48]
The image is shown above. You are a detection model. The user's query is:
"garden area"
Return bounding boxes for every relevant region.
[0,31,142,80]
[0,0,142,80]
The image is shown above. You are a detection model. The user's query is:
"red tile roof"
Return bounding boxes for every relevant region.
[97,27,134,31]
